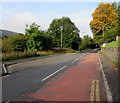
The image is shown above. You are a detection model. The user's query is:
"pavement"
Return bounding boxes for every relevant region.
[2,52,107,102]
[99,52,119,102]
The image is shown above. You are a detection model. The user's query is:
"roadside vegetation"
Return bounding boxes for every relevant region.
[90,1,120,68]
[1,18,81,61]
[90,2,120,47]
[2,1,119,61]
[105,40,120,48]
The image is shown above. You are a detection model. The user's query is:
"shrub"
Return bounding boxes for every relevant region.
[2,51,38,61]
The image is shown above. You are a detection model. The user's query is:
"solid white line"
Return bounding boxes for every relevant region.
[72,59,78,63]
[42,66,67,81]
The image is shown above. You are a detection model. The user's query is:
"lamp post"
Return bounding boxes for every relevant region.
[102,25,105,43]
[60,26,63,49]
[88,34,90,49]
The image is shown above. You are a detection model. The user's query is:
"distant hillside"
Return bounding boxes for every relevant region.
[0,29,20,37]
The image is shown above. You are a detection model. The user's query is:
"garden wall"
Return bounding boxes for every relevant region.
[101,47,120,68]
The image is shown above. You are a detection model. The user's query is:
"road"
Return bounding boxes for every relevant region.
[2,52,90,102]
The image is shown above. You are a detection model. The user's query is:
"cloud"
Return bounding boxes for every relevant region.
[2,11,49,33]
[2,9,93,37]
[65,10,93,37]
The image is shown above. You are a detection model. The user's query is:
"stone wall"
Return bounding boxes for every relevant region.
[101,47,120,67]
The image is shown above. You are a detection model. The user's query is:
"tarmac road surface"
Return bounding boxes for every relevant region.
[2,52,90,102]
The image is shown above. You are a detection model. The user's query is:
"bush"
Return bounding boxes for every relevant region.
[2,36,13,53]
[105,40,120,48]
[53,48,77,53]
[2,49,78,61]
[37,51,55,56]
[2,51,38,61]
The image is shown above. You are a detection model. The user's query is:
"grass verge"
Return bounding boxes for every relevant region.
[105,40,120,48]
[2,48,79,61]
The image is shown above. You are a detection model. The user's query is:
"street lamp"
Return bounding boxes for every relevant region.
[88,34,90,49]
[60,26,63,49]
[102,25,105,42]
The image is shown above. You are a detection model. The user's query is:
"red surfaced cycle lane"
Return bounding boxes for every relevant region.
[28,53,106,101]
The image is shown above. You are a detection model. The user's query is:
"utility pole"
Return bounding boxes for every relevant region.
[61,26,63,49]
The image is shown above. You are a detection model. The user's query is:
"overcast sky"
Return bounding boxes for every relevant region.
[0,1,119,37]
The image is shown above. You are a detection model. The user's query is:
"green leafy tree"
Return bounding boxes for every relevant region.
[47,16,81,50]
[80,35,93,50]
[25,22,41,35]
[2,36,13,53]
[117,2,120,36]
[27,33,43,51]
[104,2,120,43]
[11,34,28,52]
[26,23,53,51]
[105,26,118,42]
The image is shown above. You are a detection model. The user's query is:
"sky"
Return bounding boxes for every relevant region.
[0,0,119,38]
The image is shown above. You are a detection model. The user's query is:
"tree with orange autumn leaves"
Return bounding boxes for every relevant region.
[90,2,118,46]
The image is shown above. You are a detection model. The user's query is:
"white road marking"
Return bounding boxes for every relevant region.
[72,59,78,63]
[4,100,10,103]
[3,64,7,73]
[42,66,67,81]
[0,75,10,79]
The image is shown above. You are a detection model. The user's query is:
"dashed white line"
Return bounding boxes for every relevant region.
[72,59,78,63]
[42,66,67,81]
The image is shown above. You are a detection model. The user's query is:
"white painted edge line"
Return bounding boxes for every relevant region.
[4,100,10,103]
[98,53,113,102]
[72,59,78,63]
[1,75,10,79]
[42,66,67,82]
[3,64,7,73]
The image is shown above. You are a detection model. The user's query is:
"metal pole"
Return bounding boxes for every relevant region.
[102,25,105,42]
[89,35,90,49]
[61,27,62,48]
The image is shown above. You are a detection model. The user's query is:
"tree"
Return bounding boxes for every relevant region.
[117,2,120,36]
[27,32,44,51]
[105,26,118,42]
[103,2,120,43]
[25,22,41,35]
[79,35,93,51]
[90,2,118,46]
[2,36,13,53]
[47,16,81,50]
[11,34,28,52]
[26,23,53,51]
